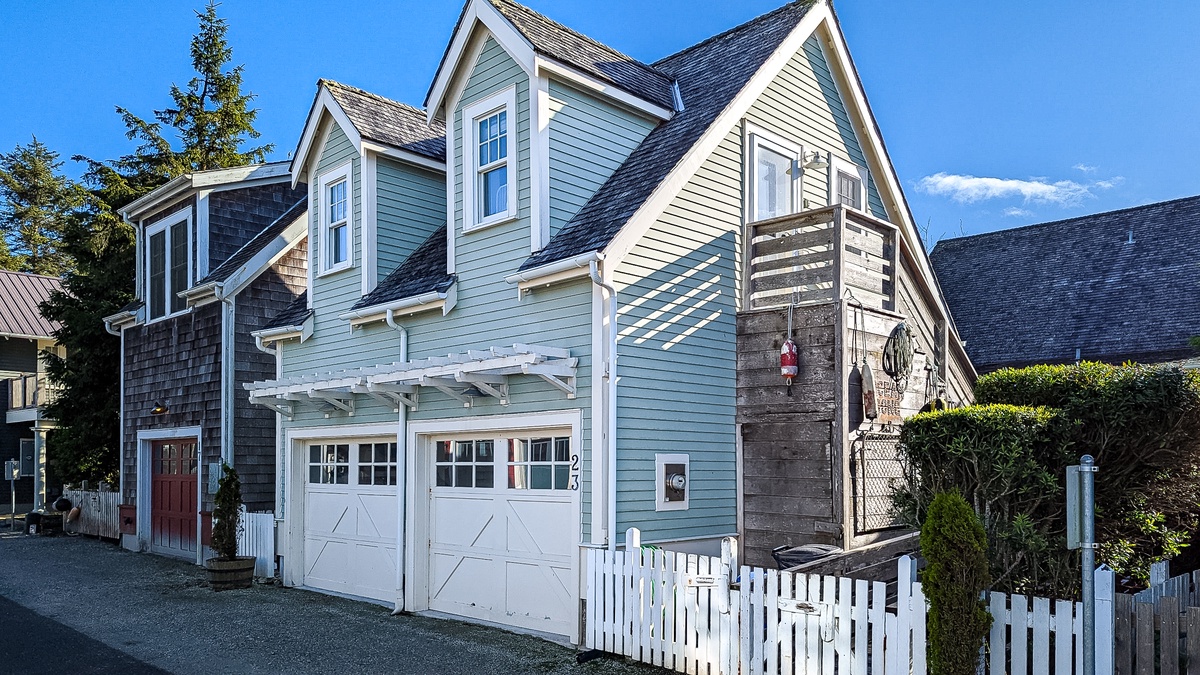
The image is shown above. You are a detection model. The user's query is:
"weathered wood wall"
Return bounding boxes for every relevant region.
[233,243,307,511]
[737,304,839,568]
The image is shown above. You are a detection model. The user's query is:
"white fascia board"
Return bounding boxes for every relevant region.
[535,57,673,122]
[361,142,446,173]
[425,0,536,123]
[600,5,829,271]
[191,162,290,188]
[290,87,364,189]
[251,315,313,345]
[122,162,292,221]
[223,216,309,298]
[120,176,193,222]
[504,251,601,286]
[336,282,457,325]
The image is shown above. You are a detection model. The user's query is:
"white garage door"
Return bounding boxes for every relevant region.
[303,440,398,603]
[428,432,577,637]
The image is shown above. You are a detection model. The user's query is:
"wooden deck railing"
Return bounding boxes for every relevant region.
[746,206,897,312]
[6,373,57,411]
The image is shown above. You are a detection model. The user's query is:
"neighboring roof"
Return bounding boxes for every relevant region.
[322,80,447,162]
[196,199,308,286]
[352,226,455,310]
[930,195,1200,371]
[263,291,312,330]
[520,1,816,271]
[120,162,292,222]
[487,0,676,111]
[0,270,62,339]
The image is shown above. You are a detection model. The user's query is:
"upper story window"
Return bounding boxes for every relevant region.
[462,87,517,232]
[747,130,800,223]
[319,162,353,275]
[831,156,869,212]
[146,210,191,322]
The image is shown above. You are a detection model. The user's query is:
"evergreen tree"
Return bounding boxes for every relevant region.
[40,1,271,485]
[0,137,82,277]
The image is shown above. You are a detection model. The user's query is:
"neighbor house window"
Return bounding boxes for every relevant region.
[319,163,353,274]
[462,87,517,231]
[830,156,869,212]
[748,131,800,223]
[146,210,191,321]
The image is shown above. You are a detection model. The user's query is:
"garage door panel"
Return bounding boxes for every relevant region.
[505,499,573,558]
[431,496,503,551]
[349,542,397,597]
[305,538,350,587]
[504,560,572,625]
[430,553,499,612]
[355,493,397,539]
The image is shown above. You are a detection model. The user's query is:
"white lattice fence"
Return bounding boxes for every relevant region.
[237,507,276,577]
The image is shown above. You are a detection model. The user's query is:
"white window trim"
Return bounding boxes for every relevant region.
[745,126,802,224]
[462,86,518,233]
[144,208,192,324]
[829,155,869,213]
[318,161,354,277]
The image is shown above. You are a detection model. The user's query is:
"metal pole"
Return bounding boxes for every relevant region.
[10,474,15,531]
[1081,454,1097,675]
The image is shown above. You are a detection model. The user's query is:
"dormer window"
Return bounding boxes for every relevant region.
[462,87,517,231]
[319,163,353,275]
[146,209,191,322]
[830,156,868,212]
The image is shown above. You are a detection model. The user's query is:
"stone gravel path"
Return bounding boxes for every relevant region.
[0,532,662,675]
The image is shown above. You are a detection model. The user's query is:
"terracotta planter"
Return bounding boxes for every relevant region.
[205,556,256,591]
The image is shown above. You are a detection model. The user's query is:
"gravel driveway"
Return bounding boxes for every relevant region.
[0,532,663,675]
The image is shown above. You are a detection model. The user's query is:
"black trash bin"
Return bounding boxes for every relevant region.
[23,510,63,536]
[24,511,41,535]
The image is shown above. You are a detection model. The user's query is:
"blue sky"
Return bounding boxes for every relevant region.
[2,1,1197,246]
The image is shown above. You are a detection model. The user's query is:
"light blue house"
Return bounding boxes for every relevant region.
[247,0,974,642]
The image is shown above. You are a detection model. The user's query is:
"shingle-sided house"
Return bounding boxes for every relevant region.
[246,0,974,642]
[103,163,307,564]
[930,196,1200,373]
[0,270,64,513]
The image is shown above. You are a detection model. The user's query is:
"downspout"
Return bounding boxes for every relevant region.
[385,308,410,613]
[216,286,235,466]
[589,260,619,551]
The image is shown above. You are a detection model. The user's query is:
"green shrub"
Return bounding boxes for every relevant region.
[921,492,992,675]
[899,362,1200,595]
[210,463,243,561]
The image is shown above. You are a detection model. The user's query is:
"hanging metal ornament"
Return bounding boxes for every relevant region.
[882,322,915,392]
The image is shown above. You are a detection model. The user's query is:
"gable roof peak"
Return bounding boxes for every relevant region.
[654,0,821,69]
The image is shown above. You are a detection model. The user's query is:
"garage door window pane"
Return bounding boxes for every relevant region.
[508,437,572,490]
[358,442,397,486]
[309,444,350,484]
[435,439,494,488]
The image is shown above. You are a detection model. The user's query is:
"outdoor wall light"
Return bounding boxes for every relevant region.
[150,401,170,415]
[803,150,829,170]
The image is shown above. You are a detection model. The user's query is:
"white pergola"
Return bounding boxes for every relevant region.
[245,343,578,418]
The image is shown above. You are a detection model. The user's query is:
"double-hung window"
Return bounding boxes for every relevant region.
[463,87,517,231]
[146,210,191,321]
[747,131,800,223]
[830,156,869,212]
[319,163,352,274]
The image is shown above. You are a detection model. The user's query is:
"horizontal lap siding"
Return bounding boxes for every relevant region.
[548,81,654,237]
[376,159,445,283]
[613,116,741,543]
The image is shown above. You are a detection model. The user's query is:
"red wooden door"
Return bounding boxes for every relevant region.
[150,439,198,557]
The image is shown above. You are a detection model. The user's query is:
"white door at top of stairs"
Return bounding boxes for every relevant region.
[426,430,579,637]
[302,437,398,603]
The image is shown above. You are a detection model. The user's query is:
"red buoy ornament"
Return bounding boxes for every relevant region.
[781,338,798,396]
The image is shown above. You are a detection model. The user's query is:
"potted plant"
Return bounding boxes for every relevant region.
[205,463,255,590]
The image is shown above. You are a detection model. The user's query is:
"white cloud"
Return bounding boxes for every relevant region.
[1095,176,1125,190]
[1073,163,1097,173]
[917,172,1094,206]
[1003,207,1033,218]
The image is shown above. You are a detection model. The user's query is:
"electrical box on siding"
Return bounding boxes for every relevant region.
[655,453,689,512]
[19,439,34,477]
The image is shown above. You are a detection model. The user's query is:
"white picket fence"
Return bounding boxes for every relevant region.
[586,528,1119,675]
[238,508,276,577]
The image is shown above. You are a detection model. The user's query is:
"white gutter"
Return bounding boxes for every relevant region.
[504,251,601,286]
[254,333,277,356]
[385,308,410,614]
[588,260,619,551]
[337,288,452,323]
[215,284,235,465]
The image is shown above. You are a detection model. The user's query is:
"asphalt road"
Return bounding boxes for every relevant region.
[0,532,663,675]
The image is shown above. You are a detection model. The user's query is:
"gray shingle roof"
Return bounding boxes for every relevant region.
[930,195,1200,372]
[352,226,455,310]
[520,1,816,271]
[487,0,676,111]
[0,270,62,338]
[263,291,312,331]
[197,199,307,286]
[323,80,447,161]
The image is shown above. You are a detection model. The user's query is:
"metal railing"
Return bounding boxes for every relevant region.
[745,205,898,312]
